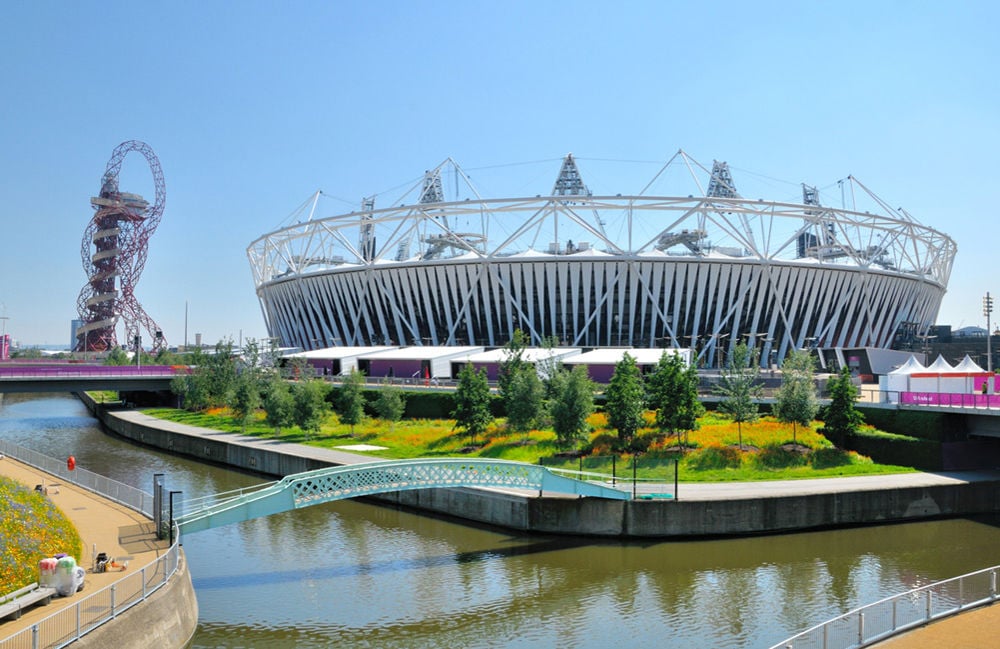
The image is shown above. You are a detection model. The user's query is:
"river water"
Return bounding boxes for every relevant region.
[2,393,999,648]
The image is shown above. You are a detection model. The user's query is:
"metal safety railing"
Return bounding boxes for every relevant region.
[0,365,184,379]
[0,441,183,649]
[770,565,1000,649]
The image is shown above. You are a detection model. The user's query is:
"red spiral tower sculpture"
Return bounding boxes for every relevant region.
[75,140,167,352]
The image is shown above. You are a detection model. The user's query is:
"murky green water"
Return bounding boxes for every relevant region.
[2,393,998,648]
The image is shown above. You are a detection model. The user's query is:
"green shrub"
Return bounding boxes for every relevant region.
[858,408,965,442]
[689,445,743,470]
[752,445,808,470]
[810,447,852,469]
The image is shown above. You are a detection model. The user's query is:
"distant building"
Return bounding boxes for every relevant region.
[70,319,85,350]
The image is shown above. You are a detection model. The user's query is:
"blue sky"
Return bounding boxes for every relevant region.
[1,1,997,347]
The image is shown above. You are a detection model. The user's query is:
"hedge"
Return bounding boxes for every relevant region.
[824,427,941,470]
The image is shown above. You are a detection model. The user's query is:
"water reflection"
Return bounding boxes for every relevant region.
[3,394,1000,648]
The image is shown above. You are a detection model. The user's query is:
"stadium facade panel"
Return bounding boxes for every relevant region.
[248,154,955,367]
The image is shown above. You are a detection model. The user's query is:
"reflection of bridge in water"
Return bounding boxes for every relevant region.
[176,458,631,534]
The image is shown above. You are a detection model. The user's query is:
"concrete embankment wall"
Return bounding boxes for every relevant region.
[75,553,198,649]
[379,480,1000,537]
[81,394,1000,538]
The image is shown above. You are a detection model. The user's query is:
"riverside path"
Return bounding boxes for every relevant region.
[0,456,166,637]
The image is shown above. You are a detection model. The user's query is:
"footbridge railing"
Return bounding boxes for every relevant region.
[176,458,630,534]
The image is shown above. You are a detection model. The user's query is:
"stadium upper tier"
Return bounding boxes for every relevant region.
[247,152,956,367]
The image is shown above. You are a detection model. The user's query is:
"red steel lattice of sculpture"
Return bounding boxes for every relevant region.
[75,140,167,352]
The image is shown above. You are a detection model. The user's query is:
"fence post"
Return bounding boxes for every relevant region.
[926,590,932,620]
[892,598,897,630]
[111,584,117,618]
[632,456,638,499]
[858,612,865,644]
[32,624,39,649]
[142,566,147,599]
[674,458,679,501]
[992,569,997,599]
[76,601,81,640]
[612,455,616,486]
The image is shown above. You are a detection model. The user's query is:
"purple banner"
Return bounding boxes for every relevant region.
[901,391,1000,408]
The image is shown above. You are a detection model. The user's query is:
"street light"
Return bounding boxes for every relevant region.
[985,292,994,376]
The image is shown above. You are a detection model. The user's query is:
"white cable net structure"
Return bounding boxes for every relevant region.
[247,151,956,367]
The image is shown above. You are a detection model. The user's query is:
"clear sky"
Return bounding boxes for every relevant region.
[1,1,997,347]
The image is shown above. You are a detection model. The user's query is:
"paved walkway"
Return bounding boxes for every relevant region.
[874,602,1000,648]
[0,456,166,637]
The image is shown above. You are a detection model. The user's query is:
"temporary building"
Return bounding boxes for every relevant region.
[881,355,925,397]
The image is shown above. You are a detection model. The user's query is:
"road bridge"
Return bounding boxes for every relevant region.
[0,364,181,393]
[176,458,631,534]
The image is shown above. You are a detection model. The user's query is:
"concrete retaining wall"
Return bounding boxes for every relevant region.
[75,553,198,649]
[81,394,1000,538]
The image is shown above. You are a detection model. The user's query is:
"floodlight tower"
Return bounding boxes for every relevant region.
[75,141,167,352]
[985,292,994,374]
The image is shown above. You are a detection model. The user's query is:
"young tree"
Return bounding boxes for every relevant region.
[204,340,238,408]
[231,339,265,433]
[374,380,406,431]
[773,349,819,444]
[504,365,544,434]
[822,366,864,441]
[338,368,367,436]
[292,378,331,440]
[647,351,704,445]
[452,363,493,444]
[262,373,295,435]
[605,352,645,447]
[715,342,763,450]
[232,372,262,433]
[537,334,564,399]
[104,347,130,366]
[497,329,529,396]
[549,365,596,449]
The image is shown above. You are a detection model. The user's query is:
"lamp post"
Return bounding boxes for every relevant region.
[985,292,994,379]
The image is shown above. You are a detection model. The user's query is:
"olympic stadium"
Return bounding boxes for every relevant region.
[247,152,956,368]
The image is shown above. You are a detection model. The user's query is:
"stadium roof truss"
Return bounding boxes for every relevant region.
[247,152,956,365]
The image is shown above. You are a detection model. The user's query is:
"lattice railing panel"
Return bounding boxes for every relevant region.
[288,460,543,506]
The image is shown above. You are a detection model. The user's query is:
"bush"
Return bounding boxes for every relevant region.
[858,408,965,442]
[752,445,808,470]
[810,447,852,469]
[838,430,941,470]
[689,445,743,470]
[585,432,620,456]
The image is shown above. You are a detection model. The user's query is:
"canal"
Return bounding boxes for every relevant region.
[2,393,999,648]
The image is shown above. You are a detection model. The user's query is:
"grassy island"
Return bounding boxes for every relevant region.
[142,405,915,482]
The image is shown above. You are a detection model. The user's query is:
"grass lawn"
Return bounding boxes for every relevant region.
[141,406,916,482]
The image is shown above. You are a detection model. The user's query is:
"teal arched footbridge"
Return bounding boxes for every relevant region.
[176,458,630,534]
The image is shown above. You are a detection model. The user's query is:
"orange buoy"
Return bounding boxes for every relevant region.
[67,456,76,471]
